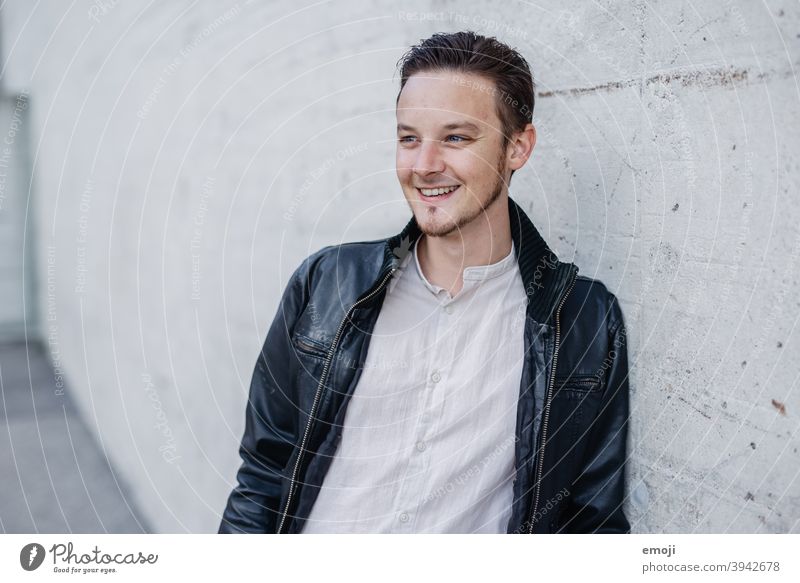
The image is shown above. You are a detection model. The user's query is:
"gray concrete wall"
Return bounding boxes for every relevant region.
[1,0,798,532]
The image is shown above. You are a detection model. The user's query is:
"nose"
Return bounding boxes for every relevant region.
[412,139,446,176]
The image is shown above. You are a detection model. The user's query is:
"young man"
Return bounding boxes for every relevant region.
[219,31,630,534]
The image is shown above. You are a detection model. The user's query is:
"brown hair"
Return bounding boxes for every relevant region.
[395,30,535,154]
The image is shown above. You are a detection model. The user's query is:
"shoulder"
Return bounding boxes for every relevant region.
[292,238,388,292]
[562,273,625,334]
[304,238,387,269]
[555,272,628,376]
[311,238,387,262]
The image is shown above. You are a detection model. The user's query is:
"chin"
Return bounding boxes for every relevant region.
[416,216,460,238]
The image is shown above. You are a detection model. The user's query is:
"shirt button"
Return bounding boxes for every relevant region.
[415,441,426,452]
[444,305,453,314]
[399,512,410,523]
[431,371,441,383]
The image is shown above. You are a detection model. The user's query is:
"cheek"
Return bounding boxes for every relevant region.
[395,150,414,177]
[465,149,499,178]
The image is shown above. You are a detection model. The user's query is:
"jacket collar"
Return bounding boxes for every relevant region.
[383,195,578,324]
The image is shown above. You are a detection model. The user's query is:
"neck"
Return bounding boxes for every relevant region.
[416,195,513,296]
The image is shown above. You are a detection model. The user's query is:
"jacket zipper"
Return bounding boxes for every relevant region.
[528,270,577,533]
[276,267,397,533]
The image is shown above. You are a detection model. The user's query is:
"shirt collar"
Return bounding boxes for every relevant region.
[412,236,517,295]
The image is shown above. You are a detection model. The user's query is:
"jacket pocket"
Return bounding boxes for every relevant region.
[553,374,602,395]
[291,333,329,359]
[549,375,603,471]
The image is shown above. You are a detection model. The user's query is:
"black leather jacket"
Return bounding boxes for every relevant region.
[219,196,631,534]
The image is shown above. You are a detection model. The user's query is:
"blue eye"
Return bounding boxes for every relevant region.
[397,135,467,144]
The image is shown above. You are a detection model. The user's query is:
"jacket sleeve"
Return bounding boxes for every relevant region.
[218,256,313,533]
[560,293,631,533]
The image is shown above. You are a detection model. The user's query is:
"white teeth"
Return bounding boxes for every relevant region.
[420,185,459,197]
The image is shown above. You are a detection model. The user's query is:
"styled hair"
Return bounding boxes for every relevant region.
[395,30,535,152]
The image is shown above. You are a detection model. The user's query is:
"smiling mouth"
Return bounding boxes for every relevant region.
[417,185,460,198]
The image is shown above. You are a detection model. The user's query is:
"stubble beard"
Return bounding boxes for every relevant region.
[412,149,509,239]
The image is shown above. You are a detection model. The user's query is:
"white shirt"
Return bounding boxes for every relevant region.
[301,236,528,533]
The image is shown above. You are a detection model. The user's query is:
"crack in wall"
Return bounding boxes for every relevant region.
[538,66,752,99]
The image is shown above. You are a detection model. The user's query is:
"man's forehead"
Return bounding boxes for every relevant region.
[402,71,498,95]
[396,72,497,126]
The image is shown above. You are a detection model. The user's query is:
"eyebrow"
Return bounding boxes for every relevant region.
[396,121,481,133]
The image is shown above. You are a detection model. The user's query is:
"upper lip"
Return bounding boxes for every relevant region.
[416,184,459,189]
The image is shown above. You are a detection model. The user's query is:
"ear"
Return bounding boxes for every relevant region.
[507,123,536,171]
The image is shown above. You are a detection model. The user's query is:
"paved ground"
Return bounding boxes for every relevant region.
[0,340,150,533]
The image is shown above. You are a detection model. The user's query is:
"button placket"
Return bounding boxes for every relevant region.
[426,310,460,526]
[392,301,443,532]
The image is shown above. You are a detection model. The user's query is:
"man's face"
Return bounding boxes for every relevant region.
[395,70,511,238]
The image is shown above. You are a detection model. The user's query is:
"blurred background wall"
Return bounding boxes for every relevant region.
[0,0,797,533]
